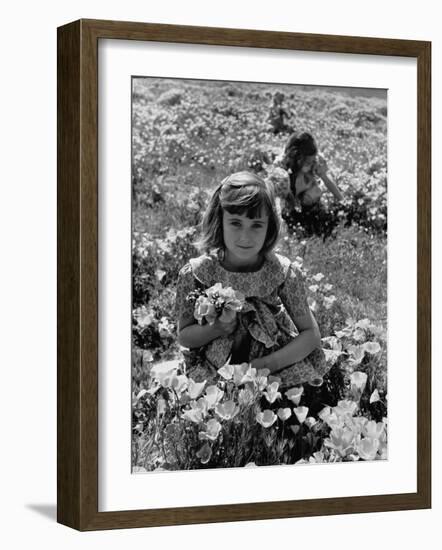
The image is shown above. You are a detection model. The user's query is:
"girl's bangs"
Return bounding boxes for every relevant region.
[221,185,269,219]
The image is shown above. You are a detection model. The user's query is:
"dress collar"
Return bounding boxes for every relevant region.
[189,252,291,298]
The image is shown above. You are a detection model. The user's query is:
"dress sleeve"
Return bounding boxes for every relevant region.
[278,262,311,321]
[175,263,197,325]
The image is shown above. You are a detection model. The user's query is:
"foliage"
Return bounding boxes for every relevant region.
[130,79,388,470]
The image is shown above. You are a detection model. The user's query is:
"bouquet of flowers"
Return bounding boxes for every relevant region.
[186,283,245,325]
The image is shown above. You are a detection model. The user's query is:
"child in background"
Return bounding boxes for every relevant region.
[175,171,328,387]
[268,92,294,135]
[282,132,343,236]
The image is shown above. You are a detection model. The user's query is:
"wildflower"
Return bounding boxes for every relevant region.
[335,399,358,417]
[369,389,381,403]
[158,316,173,338]
[215,400,239,421]
[305,416,317,429]
[293,406,309,424]
[182,407,204,424]
[218,363,234,380]
[285,386,304,406]
[312,272,325,282]
[356,318,371,330]
[136,389,148,400]
[350,371,368,395]
[356,437,380,461]
[277,408,292,421]
[255,371,269,391]
[168,374,189,394]
[199,419,222,441]
[204,386,224,409]
[133,306,154,328]
[157,398,167,416]
[263,381,281,404]
[196,442,212,464]
[324,284,333,292]
[318,406,332,422]
[352,328,366,342]
[150,360,179,385]
[363,420,385,440]
[323,295,337,310]
[324,427,355,458]
[187,379,206,400]
[233,363,256,385]
[194,296,217,325]
[309,284,319,293]
[256,410,277,428]
[348,345,365,365]
[363,341,381,354]
[309,451,325,463]
[290,425,301,436]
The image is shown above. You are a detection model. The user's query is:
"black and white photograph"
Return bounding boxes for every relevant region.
[131,77,388,472]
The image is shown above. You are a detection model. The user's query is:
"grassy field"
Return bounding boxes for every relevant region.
[131,77,388,470]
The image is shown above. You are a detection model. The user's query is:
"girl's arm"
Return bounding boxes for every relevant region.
[178,316,237,349]
[316,156,343,201]
[250,310,321,373]
[250,263,321,373]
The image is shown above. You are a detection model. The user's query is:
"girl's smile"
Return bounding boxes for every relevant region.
[222,210,269,269]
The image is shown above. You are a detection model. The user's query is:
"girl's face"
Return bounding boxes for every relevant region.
[222,210,269,267]
[301,154,317,174]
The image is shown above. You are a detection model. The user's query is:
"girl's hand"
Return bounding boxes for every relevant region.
[213,315,238,338]
[315,155,328,178]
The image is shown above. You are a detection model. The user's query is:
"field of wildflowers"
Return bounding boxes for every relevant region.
[131,78,387,471]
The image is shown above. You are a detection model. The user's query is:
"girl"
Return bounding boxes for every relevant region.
[175,171,328,388]
[282,132,343,236]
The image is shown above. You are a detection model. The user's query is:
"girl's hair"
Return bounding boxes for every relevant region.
[282,132,318,189]
[196,171,281,255]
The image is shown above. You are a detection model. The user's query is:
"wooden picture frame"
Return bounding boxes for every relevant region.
[57,18,431,531]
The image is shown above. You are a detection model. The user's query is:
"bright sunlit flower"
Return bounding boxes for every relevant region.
[277,408,292,421]
[204,385,224,409]
[369,389,381,403]
[263,382,281,404]
[157,398,167,416]
[199,419,222,441]
[293,406,309,424]
[363,420,385,440]
[196,442,212,464]
[356,437,380,461]
[323,295,337,310]
[350,371,368,393]
[168,374,189,394]
[285,386,304,406]
[187,379,206,400]
[305,416,317,429]
[182,407,204,424]
[215,400,239,420]
[218,363,234,380]
[312,272,325,282]
[256,410,277,428]
[363,341,381,354]
[233,363,256,385]
[335,399,358,417]
[325,427,355,458]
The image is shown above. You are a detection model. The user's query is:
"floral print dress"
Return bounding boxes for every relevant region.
[175,252,328,388]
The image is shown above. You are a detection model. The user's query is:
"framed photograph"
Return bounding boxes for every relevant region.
[57,19,431,530]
